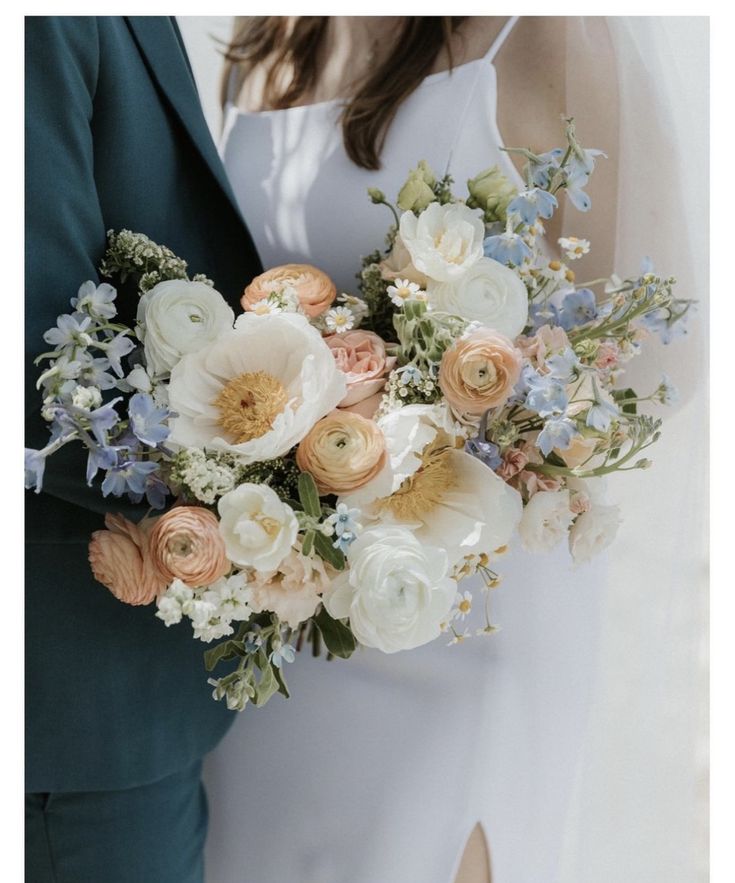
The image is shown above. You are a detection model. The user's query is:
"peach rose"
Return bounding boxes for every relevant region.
[89,513,167,606]
[242,264,336,318]
[519,469,563,497]
[341,392,384,420]
[296,410,386,495]
[148,506,230,588]
[325,330,397,408]
[517,325,571,372]
[439,330,522,418]
[248,544,332,628]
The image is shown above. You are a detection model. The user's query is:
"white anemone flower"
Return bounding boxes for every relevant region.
[167,312,347,462]
[339,403,522,566]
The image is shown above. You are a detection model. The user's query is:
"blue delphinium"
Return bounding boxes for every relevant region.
[483,231,532,266]
[558,289,598,330]
[639,302,694,345]
[128,392,170,447]
[24,449,48,493]
[537,416,580,456]
[525,373,568,417]
[527,301,560,331]
[545,347,580,383]
[465,437,502,470]
[528,148,564,189]
[507,188,558,225]
[70,281,117,321]
[86,444,119,485]
[99,332,136,378]
[85,398,124,446]
[585,379,620,432]
[101,460,160,499]
[270,643,296,669]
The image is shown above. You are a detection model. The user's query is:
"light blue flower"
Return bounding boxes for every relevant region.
[333,531,358,555]
[568,148,606,178]
[101,460,159,498]
[528,149,564,188]
[656,373,679,405]
[86,397,123,446]
[639,302,695,345]
[86,445,118,485]
[585,399,619,432]
[528,302,560,331]
[525,373,568,417]
[537,416,580,456]
[464,437,502,470]
[507,188,558,225]
[98,333,135,378]
[128,393,170,447]
[398,364,423,386]
[78,357,117,391]
[43,314,94,351]
[25,449,47,493]
[143,474,170,510]
[559,289,598,330]
[70,281,117,321]
[270,643,296,668]
[545,347,580,383]
[483,232,532,266]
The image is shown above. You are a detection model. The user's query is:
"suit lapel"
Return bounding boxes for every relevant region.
[125,16,246,228]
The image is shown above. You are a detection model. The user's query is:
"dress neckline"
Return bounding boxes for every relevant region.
[225,56,492,120]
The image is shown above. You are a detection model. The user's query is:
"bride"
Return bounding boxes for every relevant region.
[198,15,706,883]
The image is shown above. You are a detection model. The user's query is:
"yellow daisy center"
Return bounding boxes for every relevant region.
[459,599,471,614]
[214,371,288,444]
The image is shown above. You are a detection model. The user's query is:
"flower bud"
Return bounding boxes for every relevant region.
[466,166,517,223]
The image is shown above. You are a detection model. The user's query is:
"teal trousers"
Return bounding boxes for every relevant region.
[25,759,207,883]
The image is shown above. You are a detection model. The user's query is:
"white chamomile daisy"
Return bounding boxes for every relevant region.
[250,298,282,316]
[447,628,471,646]
[558,236,591,261]
[387,278,427,308]
[325,306,355,333]
[454,590,473,621]
[542,259,572,284]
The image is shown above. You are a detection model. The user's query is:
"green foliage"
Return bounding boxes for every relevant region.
[314,607,356,659]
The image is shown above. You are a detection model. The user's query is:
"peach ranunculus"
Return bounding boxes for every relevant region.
[516,324,571,372]
[439,329,523,418]
[148,506,230,588]
[324,330,397,408]
[89,514,167,605]
[248,544,332,628]
[296,410,387,495]
[241,264,336,319]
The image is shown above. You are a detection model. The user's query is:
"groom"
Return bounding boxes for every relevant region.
[25,16,261,882]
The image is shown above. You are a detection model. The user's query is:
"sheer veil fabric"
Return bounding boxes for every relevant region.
[175,15,708,882]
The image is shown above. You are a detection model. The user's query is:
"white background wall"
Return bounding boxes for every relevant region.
[177,16,709,881]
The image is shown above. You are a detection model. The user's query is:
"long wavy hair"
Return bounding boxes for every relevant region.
[223,16,466,170]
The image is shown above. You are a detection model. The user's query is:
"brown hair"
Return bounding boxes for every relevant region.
[223,17,466,170]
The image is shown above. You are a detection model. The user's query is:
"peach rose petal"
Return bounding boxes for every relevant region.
[242,264,336,318]
[148,506,230,588]
[324,330,396,408]
[89,513,168,606]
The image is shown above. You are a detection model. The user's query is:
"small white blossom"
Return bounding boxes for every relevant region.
[387,278,427,307]
[453,590,473,621]
[558,237,591,261]
[324,306,355,333]
[71,385,102,411]
[250,298,283,316]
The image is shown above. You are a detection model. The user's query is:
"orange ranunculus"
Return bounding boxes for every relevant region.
[242,264,336,318]
[148,506,230,588]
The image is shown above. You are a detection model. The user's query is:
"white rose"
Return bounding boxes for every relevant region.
[398,203,485,282]
[569,502,622,563]
[518,489,575,552]
[323,526,456,653]
[167,312,347,463]
[217,483,298,571]
[426,257,529,338]
[137,280,235,377]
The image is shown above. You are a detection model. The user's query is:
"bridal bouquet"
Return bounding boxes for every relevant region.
[26,120,693,711]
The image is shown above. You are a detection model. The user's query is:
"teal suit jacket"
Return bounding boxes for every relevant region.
[25,16,263,792]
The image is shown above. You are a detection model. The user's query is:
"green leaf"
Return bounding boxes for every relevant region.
[314,607,357,659]
[298,472,322,518]
[203,639,245,672]
[617,387,639,415]
[313,531,346,571]
[301,530,315,558]
[273,664,291,699]
[252,662,279,707]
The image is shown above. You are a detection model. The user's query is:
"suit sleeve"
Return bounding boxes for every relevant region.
[25,17,144,519]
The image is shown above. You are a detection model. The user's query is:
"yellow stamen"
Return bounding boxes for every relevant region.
[214,371,288,444]
[379,433,457,523]
[549,260,562,272]
[459,599,471,614]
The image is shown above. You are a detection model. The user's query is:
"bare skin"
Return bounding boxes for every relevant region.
[228,17,620,882]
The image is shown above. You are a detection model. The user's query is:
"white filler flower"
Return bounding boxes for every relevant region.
[398,202,485,282]
[340,404,522,567]
[137,279,235,377]
[323,526,456,653]
[427,256,529,338]
[217,483,298,572]
[518,489,575,552]
[167,312,347,462]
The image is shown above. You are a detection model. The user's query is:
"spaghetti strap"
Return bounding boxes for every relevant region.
[484,16,519,63]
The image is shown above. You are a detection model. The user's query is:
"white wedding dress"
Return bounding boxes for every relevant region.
[203,18,608,883]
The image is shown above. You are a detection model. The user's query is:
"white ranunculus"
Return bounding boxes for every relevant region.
[569,502,622,563]
[167,312,347,462]
[426,256,529,338]
[137,280,235,377]
[217,483,298,571]
[398,203,485,282]
[518,489,575,552]
[340,404,522,566]
[323,526,456,653]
